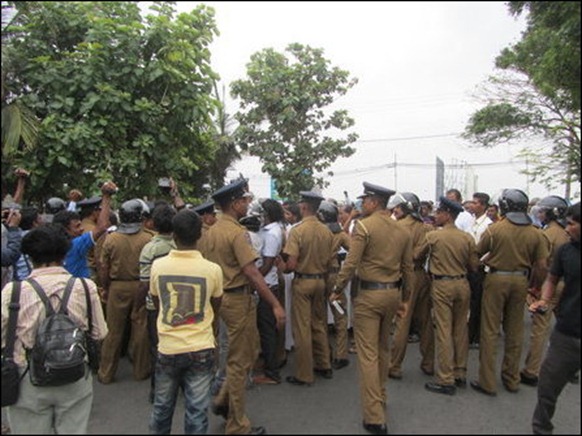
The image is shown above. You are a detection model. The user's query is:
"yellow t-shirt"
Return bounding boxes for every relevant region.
[150,249,223,355]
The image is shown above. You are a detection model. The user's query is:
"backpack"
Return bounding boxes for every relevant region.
[26,277,87,387]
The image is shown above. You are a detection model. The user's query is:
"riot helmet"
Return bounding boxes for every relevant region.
[498,189,531,225]
[117,198,149,234]
[45,197,66,215]
[388,192,422,221]
[318,201,339,224]
[536,195,569,227]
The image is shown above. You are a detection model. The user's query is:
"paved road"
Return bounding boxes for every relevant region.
[86,310,580,435]
[2,310,579,434]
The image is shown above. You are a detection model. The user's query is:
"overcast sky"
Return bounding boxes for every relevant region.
[171,1,565,202]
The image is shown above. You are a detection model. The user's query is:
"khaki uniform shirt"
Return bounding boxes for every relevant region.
[334,210,414,300]
[477,218,549,271]
[330,228,351,270]
[198,214,258,289]
[543,221,569,264]
[100,229,153,281]
[284,216,334,274]
[397,215,430,269]
[425,223,480,276]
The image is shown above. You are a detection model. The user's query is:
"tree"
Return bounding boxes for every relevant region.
[463,1,580,198]
[231,43,358,199]
[2,1,221,203]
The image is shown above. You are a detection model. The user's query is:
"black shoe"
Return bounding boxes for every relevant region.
[469,342,480,350]
[332,358,349,370]
[520,371,539,387]
[570,373,580,384]
[363,422,388,435]
[285,376,312,386]
[470,380,497,397]
[314,368,333,379]
[425,381,456,396]
[211,403,229,419]
[388,371,403,380]
[454,378,467,388]
[250,426,267,435]
[407,333,420,343]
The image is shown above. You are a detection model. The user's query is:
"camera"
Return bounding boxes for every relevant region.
[158,177,172,194]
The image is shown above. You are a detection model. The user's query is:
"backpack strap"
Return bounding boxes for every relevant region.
[79,278,93,336]
[4,281,22,359]
[26,276,77,316]
[26,278,55,317]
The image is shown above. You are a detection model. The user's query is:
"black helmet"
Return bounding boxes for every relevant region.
[388,192,422,221]
[498,189,531,225]
[536,195,569,227]
[318,201,339,224]
[45,197,66,215]
[118,199,149,234]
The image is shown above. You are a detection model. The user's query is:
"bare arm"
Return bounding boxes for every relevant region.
[90,181,117,241]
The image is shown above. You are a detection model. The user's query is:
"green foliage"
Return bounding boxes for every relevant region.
[2,1,221,203]
[464,2,580,196]
[231,43,358,199]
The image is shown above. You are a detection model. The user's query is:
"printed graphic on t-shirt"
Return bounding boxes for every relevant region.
[158,275,208,326]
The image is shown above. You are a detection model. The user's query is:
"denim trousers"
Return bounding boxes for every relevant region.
[149,348,215,434]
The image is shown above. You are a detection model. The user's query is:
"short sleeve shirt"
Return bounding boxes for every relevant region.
[63,231,95,278]
[150,250,223,354]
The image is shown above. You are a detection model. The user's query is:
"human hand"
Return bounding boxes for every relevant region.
[14,168,30,178]
[100,181,118,196]
[273,304,286,331]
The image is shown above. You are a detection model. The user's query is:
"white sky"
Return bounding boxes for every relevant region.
[170,1,572,202]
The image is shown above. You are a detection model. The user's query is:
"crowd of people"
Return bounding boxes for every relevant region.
[1,167,580,435]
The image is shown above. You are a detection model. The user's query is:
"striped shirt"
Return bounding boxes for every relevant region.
[1,266,108,367]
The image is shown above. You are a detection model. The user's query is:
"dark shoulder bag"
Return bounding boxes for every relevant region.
[1,281,25,406]
[80,278,101,373]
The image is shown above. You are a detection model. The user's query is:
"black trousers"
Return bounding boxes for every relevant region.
[257,285,282,378]
[467,267,485,344]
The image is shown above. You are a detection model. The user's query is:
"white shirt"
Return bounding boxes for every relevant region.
[470,213,493,244]
[455,210,475,233]
[259,222,283,287]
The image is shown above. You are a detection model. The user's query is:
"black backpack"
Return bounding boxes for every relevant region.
[26,277,87,387]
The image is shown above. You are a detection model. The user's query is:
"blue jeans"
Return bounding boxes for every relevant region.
[149,349,215,434]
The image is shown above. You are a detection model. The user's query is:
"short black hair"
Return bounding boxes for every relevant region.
[20,206,40,231]
[283,201,301,220]
[446,189,462,202]
[21,224,71,265]
[262,199,284,223]
[473,192,490,207]
[53,210,80,229]
[152,203,176,234]
[566,202,580,224]
[172,209,202,246]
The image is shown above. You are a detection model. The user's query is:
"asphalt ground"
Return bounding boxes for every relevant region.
[3,309,580,434]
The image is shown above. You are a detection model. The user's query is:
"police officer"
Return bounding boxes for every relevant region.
[282,191,335,385]
[98,199,153,384]
[199,178,285,435]
[193,200,218,237]
[423,197,480,395]
[318,200,351,370]
[388,192,434,380]
[471,189,549,396]
[520,195,570,387]
[330,182,413,435]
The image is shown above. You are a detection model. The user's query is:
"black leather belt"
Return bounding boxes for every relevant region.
[224,285,251,293]
[489,270,528,276]
[295,272,324,279]
[432,274,466,280]
[360,280,400,290]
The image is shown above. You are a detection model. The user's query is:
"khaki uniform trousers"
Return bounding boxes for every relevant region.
[431,278,470,385]
[411,270,434,374]
[353,288,400,425]
[291,276,331,383]
[479,274,528,393]
[522,283,564,378]
[99,280,150,382]
[214,291,260,435]
[326,271,349,360]
[390,269,421,376]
